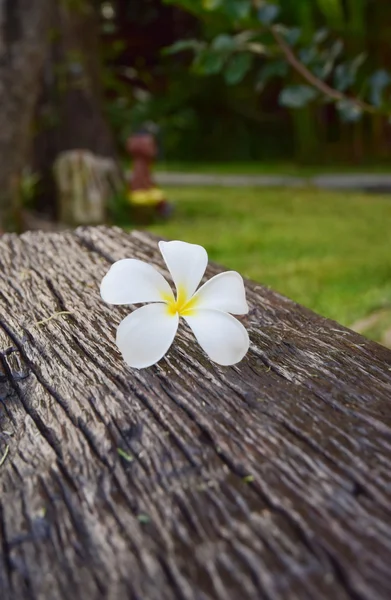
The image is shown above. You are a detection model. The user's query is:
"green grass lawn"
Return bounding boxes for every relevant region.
[155,161,391,176]
[146,187,391,336]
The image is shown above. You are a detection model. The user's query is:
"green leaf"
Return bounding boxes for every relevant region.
[334,64,354,92]
[334,54,366,92]
[279,85,318,108]
[137,514,150,524]
[224,0,252,21]
[193,49,226,75]
[256,59,288,91]
[211,34,236,53]
[311,45,341,81]
[233,30,258,45]
[258,2,280,25]
[336,99,363,122]
[224,53,253,85]
[299,46,318,66]
[246,42,267,55]
[351,53,367,73]
[328,39,344,61]
[312,59,334,80]
[163,39,202,55]
[117,448,134,462]
[313,28,329,45]
[243,475,254,483]
[369,69,391,107]
[316,0,344,27]
[202,0,223,10]
[282,27,301,47]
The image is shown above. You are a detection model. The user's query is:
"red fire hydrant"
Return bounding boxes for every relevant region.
[127,132,171,222]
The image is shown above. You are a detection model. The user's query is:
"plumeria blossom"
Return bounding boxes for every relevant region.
[100,240,249,369]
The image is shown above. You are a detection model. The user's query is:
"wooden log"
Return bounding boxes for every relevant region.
[0,226,390,600]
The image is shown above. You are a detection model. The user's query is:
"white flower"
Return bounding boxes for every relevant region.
[100,240,249,369]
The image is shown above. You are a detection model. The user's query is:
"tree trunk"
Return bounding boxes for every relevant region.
[0,0,52,229]
[32,0,118,219]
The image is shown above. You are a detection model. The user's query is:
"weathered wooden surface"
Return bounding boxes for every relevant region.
[0,227,391,600]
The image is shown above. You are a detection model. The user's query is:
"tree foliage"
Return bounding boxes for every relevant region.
[163,0,391,123]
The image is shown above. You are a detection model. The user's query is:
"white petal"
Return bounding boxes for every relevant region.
[184,309,249,366]
[192,272,249,315]
[159,240,208,299]
[116,303,179,369]
[100,259,174,305]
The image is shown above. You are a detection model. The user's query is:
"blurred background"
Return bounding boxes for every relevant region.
[0,0,391,345]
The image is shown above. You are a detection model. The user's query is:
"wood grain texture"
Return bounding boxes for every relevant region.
[0,226,390,600]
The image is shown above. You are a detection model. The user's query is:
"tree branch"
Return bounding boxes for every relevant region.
[270,26,387,117]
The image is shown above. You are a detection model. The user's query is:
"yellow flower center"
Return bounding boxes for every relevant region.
[162,286,198,317]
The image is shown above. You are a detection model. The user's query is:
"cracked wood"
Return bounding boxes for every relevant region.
[0,226,391,600]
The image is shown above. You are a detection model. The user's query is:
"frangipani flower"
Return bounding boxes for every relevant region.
[100,240,249,369]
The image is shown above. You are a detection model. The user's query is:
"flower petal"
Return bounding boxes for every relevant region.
[116,303,179,369]
[159,240,208,300]
[192,271,249,315]
[184,309,249,366]
[100,259,174,305]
